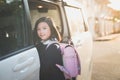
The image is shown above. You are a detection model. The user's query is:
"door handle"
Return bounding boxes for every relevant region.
[13,57,34,72]
[76,40,84,47]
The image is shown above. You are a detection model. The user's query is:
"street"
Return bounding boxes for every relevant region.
[91,34,120,80]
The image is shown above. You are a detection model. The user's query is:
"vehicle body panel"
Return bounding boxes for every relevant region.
[0,0,93,80]
[0,48,40,80]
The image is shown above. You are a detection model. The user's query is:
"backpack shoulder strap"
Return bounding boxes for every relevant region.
[46,41,59,50]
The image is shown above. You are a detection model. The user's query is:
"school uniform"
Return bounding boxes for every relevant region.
[36,40,65,80]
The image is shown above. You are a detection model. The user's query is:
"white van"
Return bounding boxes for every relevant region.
[0,0,93,80]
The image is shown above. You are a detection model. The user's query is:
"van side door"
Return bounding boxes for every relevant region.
[64,5,93,80]
[0,0,40,80]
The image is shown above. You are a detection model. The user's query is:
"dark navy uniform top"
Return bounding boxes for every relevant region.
[36,42,65,80]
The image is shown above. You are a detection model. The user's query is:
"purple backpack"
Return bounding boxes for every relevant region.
[46,41,81,79]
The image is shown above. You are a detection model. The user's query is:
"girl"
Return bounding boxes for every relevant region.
[33,17,65,80]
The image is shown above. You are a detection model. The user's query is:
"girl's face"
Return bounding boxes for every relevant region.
[37,22,51,41]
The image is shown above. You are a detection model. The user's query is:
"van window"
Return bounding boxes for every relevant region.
[0,0,28,58]
[28,0,62,34]
[65,6,88,36]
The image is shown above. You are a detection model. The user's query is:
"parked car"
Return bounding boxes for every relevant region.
[0,0,93,80]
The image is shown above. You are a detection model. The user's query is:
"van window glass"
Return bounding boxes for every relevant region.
[0,0,27,58]
[65,6,87,36]
[28,0,62,34]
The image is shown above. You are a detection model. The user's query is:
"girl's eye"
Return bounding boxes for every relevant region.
[43,27,47,30]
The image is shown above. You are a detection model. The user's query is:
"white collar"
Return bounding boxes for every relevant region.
[41,40,58,45]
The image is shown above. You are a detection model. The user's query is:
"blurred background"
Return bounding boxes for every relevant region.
[76,0,120,80]
[77,0,120,40]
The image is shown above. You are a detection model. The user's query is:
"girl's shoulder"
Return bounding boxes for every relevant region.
[46,43,61,54]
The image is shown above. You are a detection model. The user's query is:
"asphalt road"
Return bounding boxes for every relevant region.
[91,34,120,80]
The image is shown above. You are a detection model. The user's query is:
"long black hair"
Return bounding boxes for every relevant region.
[33,17,61,44]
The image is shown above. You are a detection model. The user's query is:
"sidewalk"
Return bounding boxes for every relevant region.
[95,33,120,41]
